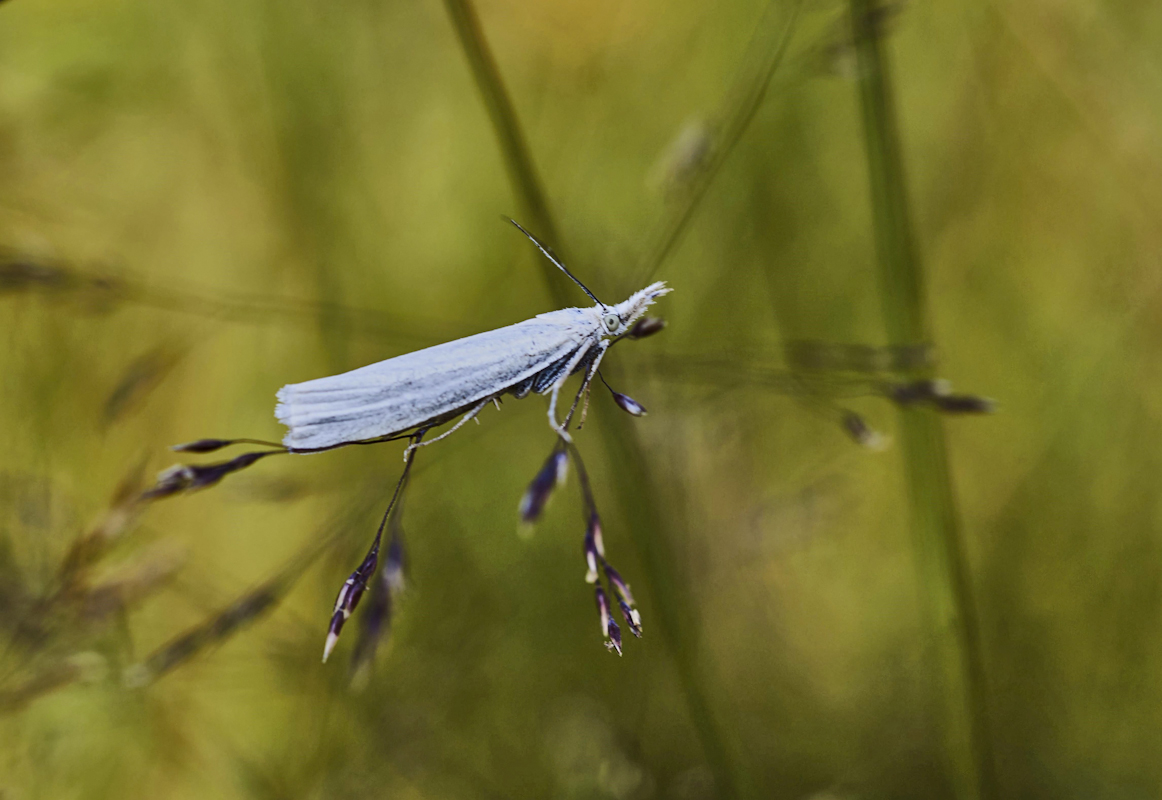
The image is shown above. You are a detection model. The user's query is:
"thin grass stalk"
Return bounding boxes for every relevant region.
[847,2,998,798]
[442,0,560,247]
[442,1,746,796]
[637,0,803,285]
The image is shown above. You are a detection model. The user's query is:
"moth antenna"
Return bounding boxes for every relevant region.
[505,217,605,307]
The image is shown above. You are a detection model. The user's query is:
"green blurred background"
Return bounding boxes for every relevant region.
[2,0,1161,797]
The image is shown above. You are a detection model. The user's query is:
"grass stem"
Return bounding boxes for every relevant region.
[443,0,747,796]
[848,2,998,797]
[441,0,560,248]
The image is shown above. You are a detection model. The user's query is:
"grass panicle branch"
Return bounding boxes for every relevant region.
[349,504,408,684]
[323,432,422,663]
[520,380,644,655]
[566,439,643,653]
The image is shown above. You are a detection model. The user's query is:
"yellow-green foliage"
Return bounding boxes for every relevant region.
[1,0,1160,798]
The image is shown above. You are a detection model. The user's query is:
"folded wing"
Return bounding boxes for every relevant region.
[276,308,593,449]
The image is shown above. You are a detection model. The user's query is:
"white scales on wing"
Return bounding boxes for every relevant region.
[276,282,669,450]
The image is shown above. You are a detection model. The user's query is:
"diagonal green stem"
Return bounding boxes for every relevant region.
[848,2,998,798]
[442,0,560,248]
[637,0,803,286]
[442,0,747,796]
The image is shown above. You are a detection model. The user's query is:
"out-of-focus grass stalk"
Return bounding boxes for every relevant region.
[637,0,803,285]
[124,491,381,684]
[442,0,560,247]
[0,254,467,345]
[442,1,747,797]
[847,2,998,798]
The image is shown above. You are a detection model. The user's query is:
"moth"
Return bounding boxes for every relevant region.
[156,219,668,663]
[275,220,670,453]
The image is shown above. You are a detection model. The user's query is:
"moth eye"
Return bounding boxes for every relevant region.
[603,313,620,333]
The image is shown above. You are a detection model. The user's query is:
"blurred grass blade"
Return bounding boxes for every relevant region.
[102,344,189,427]
[443,1,748,796]
[125,277,458,347]
[0,255,458,346]
[0,662,83,717]
[126,575,286,685]
[124,492,379,685]
[848,2,998,798]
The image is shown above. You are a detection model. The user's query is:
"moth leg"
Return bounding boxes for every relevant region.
[547,383,572,443]
[549,345,607,440]
[547,345,596,442]
[577,383,593,429]
[403,398,490,460]
[574,350,607,430]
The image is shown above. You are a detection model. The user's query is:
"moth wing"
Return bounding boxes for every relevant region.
[276,308,592,449]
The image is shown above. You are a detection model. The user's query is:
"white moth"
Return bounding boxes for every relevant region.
[275,221,670,452]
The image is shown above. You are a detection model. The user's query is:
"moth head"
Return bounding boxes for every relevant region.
[601,281,672,340]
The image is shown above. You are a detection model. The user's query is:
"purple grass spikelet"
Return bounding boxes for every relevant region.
[323,543,380,663]
[885,379,996,415]
[596,585,611,634]
[601,562,636,609]
[190,452,268,490]
[170,438,236,454]
[617,597,642,638]
[142,464,195,499]
[841,411,888,450]
[384,532,406,594]
[588,510,606,558]
[931,394,997,414]
[348,570,394,682]
[552,447,569,486]
[328,434,419,667]
[606,618,623,655]
[349,491,411,680]
[887,379,948,406]
[583,527,600,584]
[627,316,666,339]
[518,446,568,524]
[611,391,647,417]
[595,585,622,656]
[597,371,648,418]
[602,560,642,635]
[141,451,276,501]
